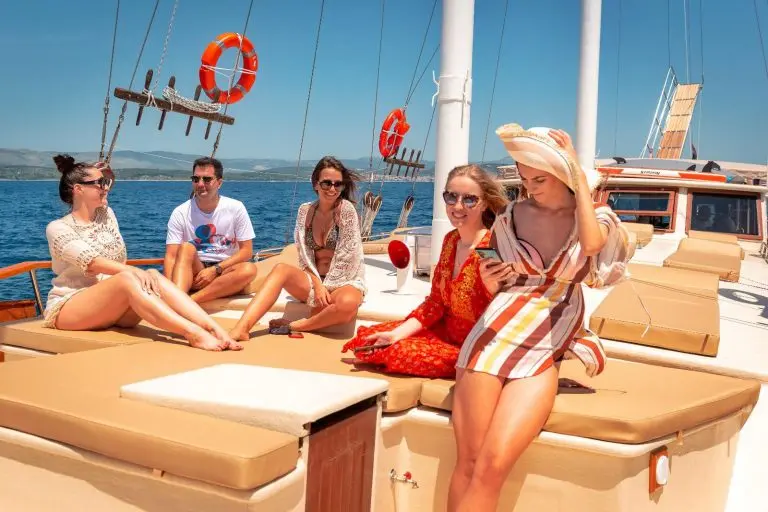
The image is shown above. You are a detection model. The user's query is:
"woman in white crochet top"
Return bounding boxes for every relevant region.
[44,154,242,352]
[229,156,366,339]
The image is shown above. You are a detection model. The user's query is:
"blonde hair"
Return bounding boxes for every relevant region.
[446,164,510,228]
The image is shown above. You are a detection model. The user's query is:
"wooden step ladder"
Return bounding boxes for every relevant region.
[656,83,701,159]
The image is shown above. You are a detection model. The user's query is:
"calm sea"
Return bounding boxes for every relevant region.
[0,180,435,302]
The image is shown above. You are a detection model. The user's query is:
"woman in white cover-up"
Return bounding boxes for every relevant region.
[229,156,365,339]
[43,154,242,352]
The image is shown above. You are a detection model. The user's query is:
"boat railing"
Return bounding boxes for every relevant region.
[0,230,398,320]
[0,258,165,317]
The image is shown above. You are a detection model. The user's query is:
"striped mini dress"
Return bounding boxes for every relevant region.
[457,202,631,379]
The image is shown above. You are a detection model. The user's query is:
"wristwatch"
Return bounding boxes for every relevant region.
[214,264,223,276]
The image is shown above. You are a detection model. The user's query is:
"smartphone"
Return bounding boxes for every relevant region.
[354,341,394,353]
[475,247,502,262]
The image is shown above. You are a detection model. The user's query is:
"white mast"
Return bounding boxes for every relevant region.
[430,0,476,269]
[575,0,603,171]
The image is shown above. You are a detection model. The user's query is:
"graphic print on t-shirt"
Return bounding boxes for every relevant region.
[193,223,234,254]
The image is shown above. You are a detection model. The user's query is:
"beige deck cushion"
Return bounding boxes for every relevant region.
[663,237,742,282]
[627,262,720,298]
[0,318,162,354]
[242,244,299,294]
[589,279,720,356]
[622,222,654,248]
[0,333,421,488]
[688,230,745,259]
[0,346,300,490]
[420,359,759,444]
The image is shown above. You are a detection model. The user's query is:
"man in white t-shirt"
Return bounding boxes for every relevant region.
[164,157,258,303]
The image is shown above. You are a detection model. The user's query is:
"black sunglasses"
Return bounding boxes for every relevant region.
[191,176,217,184]
[318,179,345,191]
[79,176,114,191]
[442,191,480,209]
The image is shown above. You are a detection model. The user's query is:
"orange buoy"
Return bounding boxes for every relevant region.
[199,32,259,104]
[379,108,410,158]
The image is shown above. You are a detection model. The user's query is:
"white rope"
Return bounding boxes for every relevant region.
[200,64,258,78]
[162,86,222,113]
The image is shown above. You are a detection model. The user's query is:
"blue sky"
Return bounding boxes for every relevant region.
[1,0,766,165]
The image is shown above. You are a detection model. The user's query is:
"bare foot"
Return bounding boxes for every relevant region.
[188,329,226,351]
[229,327,251,342]
[208,323,237,344]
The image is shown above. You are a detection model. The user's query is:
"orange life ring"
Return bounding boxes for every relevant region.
[199,32,259,105]
[379,108,410,158]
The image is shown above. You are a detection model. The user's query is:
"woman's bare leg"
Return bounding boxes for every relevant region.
[455,366,559,512]
[447,369,505,512]
[55,271,240,351]
[289,286,362,332]
[229,264,311,341]
[149,270,236,342]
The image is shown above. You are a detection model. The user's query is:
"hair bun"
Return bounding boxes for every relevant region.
[53,154,76,175]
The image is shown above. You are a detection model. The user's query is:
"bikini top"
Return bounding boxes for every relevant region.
[305,204,340,251]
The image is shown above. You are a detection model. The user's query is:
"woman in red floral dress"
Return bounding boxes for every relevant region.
[341,164,513,378]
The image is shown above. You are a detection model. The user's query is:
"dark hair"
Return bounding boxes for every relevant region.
[446,164,510,228]
[311,156,360,204]
[53,154,96,205]
[192,156,223,179]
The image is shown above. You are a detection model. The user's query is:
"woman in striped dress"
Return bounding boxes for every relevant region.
[448,125,631,512]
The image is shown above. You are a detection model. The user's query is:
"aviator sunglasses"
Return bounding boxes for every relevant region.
[318,179,345,191]
[442,190,480,209]
[191,176,217,184]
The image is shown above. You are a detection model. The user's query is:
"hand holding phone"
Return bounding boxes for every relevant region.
[475,247,502,262]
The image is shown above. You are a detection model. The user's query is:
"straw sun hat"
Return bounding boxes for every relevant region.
[495,123,603,193]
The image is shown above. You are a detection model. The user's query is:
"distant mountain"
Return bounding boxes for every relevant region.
[0,148,510,181]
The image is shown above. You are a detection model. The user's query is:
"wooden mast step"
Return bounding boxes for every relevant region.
[114,70,235,127]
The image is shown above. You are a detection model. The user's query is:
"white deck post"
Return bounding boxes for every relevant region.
[430,0,475,269]
[575,0,603,171]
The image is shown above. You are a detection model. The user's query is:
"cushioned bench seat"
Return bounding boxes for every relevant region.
[689,230,745,259]
[627,262,720,298]
[0,318,164,354]
[419,358,759,444]
[663,237,742,282]
[0,351,299,490]
[588,278,720,356]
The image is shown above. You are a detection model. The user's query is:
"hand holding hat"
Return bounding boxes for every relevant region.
[496,123,604,193]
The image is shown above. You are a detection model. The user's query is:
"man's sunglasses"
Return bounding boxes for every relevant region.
[442,191,480,209]
[318,179,345,191]
[191,176,217,184]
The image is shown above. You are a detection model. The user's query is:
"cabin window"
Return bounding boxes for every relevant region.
[602,189,676,231]
[689,192,761,237]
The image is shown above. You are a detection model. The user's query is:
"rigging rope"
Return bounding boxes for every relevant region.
[667,0,672,69]
[99,0,121,161]
[285,0,327,243]
[148,0,180,93]
[613,0,623,156]
[480,0,509,165]
[368,0,386,174]
[403,0,439,108]
[754,0,768,82]
[683,0,691,82]
[105,0,162,164]
[211,0,255,158]
[695,0,704,157]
